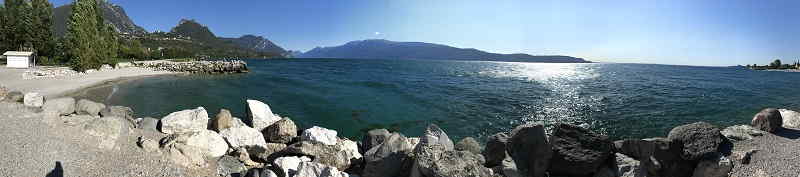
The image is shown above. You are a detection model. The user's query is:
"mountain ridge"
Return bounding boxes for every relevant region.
[299,39,590,63]
[53,0,147,37]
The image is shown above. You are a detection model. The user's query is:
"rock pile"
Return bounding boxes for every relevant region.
[132,60,248,73]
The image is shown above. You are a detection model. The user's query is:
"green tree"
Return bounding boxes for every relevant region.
[770,59,782,69]
[2,0,34,51]
[29,0,54,57]
[65,0,103,71]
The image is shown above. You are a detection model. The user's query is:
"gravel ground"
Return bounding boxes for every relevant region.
[730,128,800,177]
[0,102,216,177]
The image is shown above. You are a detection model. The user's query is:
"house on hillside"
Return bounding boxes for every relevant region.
[3,51,35,68]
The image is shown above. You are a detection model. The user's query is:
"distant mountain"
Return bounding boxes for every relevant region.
[299,39,590,63]
[221,35,287,55]
[170,19,218,43]
[53,0,147,37]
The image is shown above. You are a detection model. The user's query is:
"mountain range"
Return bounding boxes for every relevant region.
[299,39,590,63]
[53,0,147,37]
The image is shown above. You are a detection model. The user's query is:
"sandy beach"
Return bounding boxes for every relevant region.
[0,65,176,99]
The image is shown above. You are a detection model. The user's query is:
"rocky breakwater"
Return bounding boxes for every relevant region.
[131,60,248,74]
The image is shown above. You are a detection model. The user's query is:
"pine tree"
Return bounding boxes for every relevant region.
[3,0,34,51]
[30,0,54,57]
[0,5,6,52]
[65,0,101,71]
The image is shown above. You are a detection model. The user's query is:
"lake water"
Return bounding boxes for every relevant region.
[77,59,800,141]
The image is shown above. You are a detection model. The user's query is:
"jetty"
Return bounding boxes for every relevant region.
[131,60,248,74]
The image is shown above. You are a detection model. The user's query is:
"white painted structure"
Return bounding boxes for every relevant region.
[3,51,35,68]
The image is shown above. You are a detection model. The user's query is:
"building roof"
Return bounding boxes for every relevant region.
[3,51,34,56]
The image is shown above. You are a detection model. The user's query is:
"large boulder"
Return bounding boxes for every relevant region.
[279,139,363,171]
[414,124,454,152]
[138,117,159,132]
[245,99,282,131]
[159,107,210,134]
[42,97,76,116]
[720,125,765,142]
[548,123,613,176]
[23,92,43,107]
[691,154,732,177]
[455,137,482,155]
[249,143,288,163]
[362,133,416,177]
[616,138,695,177]
[483,132,510,167]
[160,130,229,158]
[667,122,724,160]
[296,162,350,177]
[274,156,312,177]
[83,116,128,150]
[4,91,23,102]
[61,114,97,126]
[76,99,106,116]
[100,105,134,120]
[217,155,247,177]
[410,144,493,177]
[779,109,800,128]
[211,109,234,132]
[508,123,551,177]
[493,155,522,177]
[163,141,208,168]
[137,137,159,153]
[362,129,391,152]
[615,153,641,177]
[751,108,783,132]
[264,117,298,144]
[301,126,339,146]
[220,126,269,149]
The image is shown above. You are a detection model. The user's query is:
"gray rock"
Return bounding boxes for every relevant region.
[4,91,23,102]
[615,153,641,177]
[492,155,521,177]
[720,125,765,142]
[691,154,732,177]
[483,132,510,167]
[362,133,415,177]
[137,136,159,153]
[76,99,106,116]
[231,118,247,128]
[279,139,363,171]
[100,105,134,120]
[160,130,228,158]
[751,108,783,132]
[410,144,493,177]
[159,107,209,134]
[211,109,234,132]
[23,92,43,107]
[455,137,482,155]
[667,122,724,160]
[42,97,76,116]
[61,114,97,126]
[637,138,695,177]
[264,117,298,144]
[217,155,247,177]
[220,126,269,149]
[362,129,391,152]
[0,86,8,101]
[548,123,613,176]
[83,116,128,150]
[414,124,454,152]
[138,117,159,132]
[296,161,351,177]
[734,149,758,164]
[233,147,261,167]
[508,123,551,177]
[163,142,207,168]
[779,109,800,128]
[249,143,287,163]
[245,99,282,131]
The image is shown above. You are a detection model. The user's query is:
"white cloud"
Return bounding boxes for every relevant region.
[374,32,382,35]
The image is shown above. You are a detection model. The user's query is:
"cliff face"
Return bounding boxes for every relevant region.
[221,35,287,55]
[53,0,147,37]
[299,39,591,63]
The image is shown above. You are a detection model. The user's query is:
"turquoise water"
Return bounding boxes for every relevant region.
[90,59,800,140]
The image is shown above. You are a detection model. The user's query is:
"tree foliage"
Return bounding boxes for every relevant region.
[64,0,117,71]
[0,0,54,59]
[30,0,54,57]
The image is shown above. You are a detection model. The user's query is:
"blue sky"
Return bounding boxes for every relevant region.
[48,0,800,66]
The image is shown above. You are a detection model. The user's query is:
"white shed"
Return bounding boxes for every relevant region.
[3,51,35,68]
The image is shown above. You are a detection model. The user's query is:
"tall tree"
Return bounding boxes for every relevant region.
[30,0,54,57]
[0,5,6,52]
[65,0,101,71]
[2,0,34,51]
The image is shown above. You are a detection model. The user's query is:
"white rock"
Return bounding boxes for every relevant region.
[23,92,43,107]
[301,126,338,146]
[340,139,363,160]
[83,116,128,150]
[162,130,228,158]
[779,109,800,128]
[275,156,312,176]
[159,107,210,134]
[220,126,268,149]
[296,162,350,177]
[245,99,282,131]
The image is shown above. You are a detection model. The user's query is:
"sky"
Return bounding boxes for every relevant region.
[47,0,800,66]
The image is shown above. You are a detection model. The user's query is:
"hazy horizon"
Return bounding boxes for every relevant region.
[47,0,800,66]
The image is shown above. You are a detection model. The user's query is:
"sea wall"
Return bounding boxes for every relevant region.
[131,60,248,73]
[3,85,795,177]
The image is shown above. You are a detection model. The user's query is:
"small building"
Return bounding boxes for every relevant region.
[3,51,35,68]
